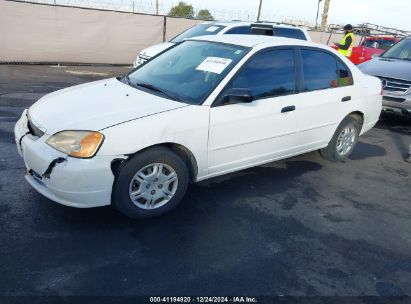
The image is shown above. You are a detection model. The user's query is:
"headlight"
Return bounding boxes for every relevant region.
[46,131,104,158]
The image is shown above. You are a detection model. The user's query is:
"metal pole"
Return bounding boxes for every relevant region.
[257,0,263,21]
[156,0,159,15]
[163,16,166,42]
[320,0,330,31]
[315,0,322,30]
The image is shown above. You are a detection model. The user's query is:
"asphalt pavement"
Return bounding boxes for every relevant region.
[0,65,410,298]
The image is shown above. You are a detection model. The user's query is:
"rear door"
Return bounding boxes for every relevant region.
[296,48,357,149]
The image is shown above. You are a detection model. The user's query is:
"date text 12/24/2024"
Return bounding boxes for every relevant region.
[150,297,258,303]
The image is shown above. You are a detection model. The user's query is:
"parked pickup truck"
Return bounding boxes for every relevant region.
[332,36,399,65]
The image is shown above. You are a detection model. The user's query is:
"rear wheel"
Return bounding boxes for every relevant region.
[112,147,189,219]
[320,116,360,162]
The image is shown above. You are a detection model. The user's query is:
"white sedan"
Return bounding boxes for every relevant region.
[133,21,311,66]
[15,35,382,219]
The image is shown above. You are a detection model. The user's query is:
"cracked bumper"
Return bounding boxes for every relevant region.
[14,111,116,208]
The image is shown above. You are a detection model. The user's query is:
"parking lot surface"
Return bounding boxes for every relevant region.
[0,65,411,297]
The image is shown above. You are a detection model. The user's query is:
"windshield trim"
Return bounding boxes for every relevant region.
[124,40,252,106]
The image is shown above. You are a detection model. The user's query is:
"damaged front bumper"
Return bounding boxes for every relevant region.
[382,92,411,117]
[14,110,118,208]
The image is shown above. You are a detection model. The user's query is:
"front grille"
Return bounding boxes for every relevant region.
[28,119,45,138]
[383,96,406,103]
[378,77,411,94]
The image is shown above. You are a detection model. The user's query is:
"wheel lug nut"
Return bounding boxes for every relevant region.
[151,190,156,195]
[158,184,163,189]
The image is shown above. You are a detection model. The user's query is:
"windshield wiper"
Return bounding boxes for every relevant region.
[134,82,181,102]
[120,77,183,102]
[120,75,132,85]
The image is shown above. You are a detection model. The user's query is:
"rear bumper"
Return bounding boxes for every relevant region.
[14,111,120,208]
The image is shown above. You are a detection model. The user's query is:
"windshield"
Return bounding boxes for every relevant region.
[381,38,411,60]
[364,39,397,51]
[171,24,226,43]
[126,40,249,105]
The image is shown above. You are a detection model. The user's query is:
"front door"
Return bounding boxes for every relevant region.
[207,48,302,176]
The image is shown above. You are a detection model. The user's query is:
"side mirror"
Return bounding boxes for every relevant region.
[216,88,253,106]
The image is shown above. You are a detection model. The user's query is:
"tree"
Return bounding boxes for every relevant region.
[168,2,195,18]
[196,9,214,20]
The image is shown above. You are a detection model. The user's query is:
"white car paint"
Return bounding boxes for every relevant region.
[29,78,187,134]
[133,21,311,67]
[15,35,382,209]
[134,42,174,66]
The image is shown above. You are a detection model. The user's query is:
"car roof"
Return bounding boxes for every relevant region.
[189,34,319,48]
[199,21,250,27]
[200,20,304,30]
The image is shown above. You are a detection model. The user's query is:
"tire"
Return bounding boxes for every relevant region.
[320,115,360,162]
[112,147,189,219]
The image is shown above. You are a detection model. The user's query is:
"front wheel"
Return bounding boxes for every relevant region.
[112,147,189,219]
[320,116,360,162]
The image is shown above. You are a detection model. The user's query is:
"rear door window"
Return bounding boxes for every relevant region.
[337,59,353,87]
[301,49,338,91]
[274,28,306,40]
[225,26,252,35]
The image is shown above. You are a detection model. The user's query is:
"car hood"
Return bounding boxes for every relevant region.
[358,57,411,80]
[139,42,175,58]
[28,78,188,135]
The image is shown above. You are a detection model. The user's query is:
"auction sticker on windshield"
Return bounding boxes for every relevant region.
[196,57,233,74]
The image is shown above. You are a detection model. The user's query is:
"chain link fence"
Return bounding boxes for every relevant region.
[3,0,339,65]
[14,0,314,26]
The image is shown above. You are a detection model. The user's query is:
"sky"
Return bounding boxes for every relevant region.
[182,0,411,30]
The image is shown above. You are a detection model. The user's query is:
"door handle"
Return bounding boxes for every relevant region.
[341,96,351,102]
[281,105,296,113]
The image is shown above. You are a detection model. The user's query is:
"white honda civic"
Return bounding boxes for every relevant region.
[15,35,382,219]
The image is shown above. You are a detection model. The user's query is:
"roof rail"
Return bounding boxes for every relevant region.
[254,20,297,27]
[327,22,411,38]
